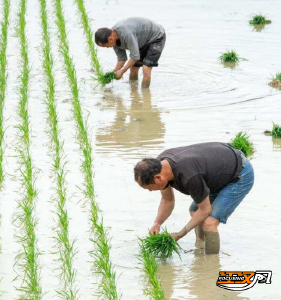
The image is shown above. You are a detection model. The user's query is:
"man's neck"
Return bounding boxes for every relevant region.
[162,160,174,181]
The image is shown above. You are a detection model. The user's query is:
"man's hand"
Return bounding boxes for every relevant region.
[149,222,160,236]
[115,69,124,80]
[171,232,184,241]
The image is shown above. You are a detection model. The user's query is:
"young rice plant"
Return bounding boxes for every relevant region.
[53,0,120,298]
[140,228,181,259]
[0,0,10,187]
[219,50,240,63]
[38,0,78,297]
[14,0,42,298]
[249,14,271,25]
[75,0,117,86]
[230,132,255,158]
[100,71,117,85]
[265,123,281,138]
[138,247,165,300]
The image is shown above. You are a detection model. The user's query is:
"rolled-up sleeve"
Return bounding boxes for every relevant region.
[124,33,140,61]
[113,46,127,61]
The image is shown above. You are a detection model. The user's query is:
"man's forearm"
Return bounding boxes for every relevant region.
[120,59,136,73]
[154,198,175,225]
[178,207,211,238]
[113,60,126,72]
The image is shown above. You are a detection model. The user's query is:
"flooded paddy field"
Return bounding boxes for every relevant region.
[0,0,280,299]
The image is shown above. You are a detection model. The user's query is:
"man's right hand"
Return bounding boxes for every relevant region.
[149,222,161,236]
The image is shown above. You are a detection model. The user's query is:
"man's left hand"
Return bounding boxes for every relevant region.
[115,69,124,80]
[171,232,183,241]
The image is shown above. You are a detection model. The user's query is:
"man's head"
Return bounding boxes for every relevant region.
[95,28,117,47]
[134,158,170,191]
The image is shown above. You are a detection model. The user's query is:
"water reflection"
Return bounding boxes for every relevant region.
[272,138,281,151]
[222,62,238,69]
[156,249,249,300]
[96,83,165,152]
[252,24,266,32]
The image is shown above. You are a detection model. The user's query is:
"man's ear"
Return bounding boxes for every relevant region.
[154,175,161,182]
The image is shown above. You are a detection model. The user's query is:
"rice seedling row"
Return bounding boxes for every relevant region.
[138,246,165,300]
[0,0,10,188]
[53,0,119,298]
[14,0,42,298]
[74,0,117,85]
[38,0,78,297]
[138,229,182,299]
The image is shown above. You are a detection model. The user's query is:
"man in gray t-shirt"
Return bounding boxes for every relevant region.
[134,142,255,254]
[95,17,166,88]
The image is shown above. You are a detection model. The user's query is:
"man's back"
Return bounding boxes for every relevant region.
[157,142,243,203]
[113,17,164,60]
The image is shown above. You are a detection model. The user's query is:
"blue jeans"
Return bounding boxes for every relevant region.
[189,160,254,224]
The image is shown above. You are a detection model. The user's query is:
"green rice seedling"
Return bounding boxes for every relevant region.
[38,0,78,297]
[271,124,281,138]
[274,73,281,82]
[140,228,181,259]
[0,0,10,187]
[265,123,281,138]
[13,0,42,298]
[75,0,103,76]
[230,132,255,158]
[249,14,271,25]
[138,242,165,300]
[219,51,240,63]
[53,0,120,298]
[75,0,116,86]
[100,72,117,85]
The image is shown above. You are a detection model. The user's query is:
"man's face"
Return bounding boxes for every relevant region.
[98,36,116,48]
[137,175,168,191]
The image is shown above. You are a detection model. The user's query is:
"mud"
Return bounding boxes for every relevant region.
[269,80,281,89]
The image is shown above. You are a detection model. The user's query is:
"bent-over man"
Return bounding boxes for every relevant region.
[95,17,166,88]
[134,142,254,254]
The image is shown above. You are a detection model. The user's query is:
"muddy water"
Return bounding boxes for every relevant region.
[0,0,281,299]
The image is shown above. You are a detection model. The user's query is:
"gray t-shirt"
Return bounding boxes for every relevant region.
[157,142,243,204]
[112,17,165,61]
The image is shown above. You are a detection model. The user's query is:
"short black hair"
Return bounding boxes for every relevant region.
[95,28,112,45]
[134,158,162,185]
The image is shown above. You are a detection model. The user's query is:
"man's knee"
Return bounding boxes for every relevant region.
[202,216,220,231]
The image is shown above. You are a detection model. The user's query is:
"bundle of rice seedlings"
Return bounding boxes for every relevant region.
[271,124,281,138]
[265,123,281,138]
[269,73,281,89]
[249,14,271,25]
[138,249,165,300]
[100,71,117,86]
[219,51,240,63]
[230,132,255,158]
[140,228,181,259]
